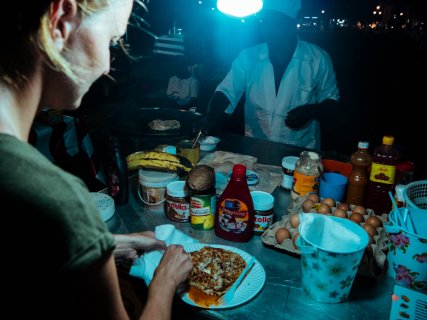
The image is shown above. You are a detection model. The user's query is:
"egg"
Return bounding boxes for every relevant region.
[275,227,291,244]
[352,205,367,215]
[363,223,377,237]
[333,208,348,218]
[365,215,383,228]
[317,203,332,214]
[292,232,300,249]
[349,212,364,224]
[338,202,350,211]
[301,199,315,213]
[306,193,320,203]
[290,214,300,228]
[322,197,336,208]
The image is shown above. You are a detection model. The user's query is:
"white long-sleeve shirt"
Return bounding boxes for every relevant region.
[216,39,340,150]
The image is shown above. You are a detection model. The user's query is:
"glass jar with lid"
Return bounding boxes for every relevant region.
[291,151,323,200]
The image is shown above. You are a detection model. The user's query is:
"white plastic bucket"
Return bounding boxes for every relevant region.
[296,214,369,303]
[385,207,427,291]
[138,169,179,209]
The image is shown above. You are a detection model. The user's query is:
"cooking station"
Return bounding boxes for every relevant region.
[105,131,394,320]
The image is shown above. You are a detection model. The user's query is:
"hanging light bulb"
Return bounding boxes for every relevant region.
[217,0,263,18]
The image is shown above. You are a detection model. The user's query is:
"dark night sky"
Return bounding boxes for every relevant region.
[143,0,426,22]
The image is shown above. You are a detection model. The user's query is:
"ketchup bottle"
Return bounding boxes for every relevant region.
[215,164,254,242]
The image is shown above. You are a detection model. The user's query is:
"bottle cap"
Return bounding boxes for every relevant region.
[358,141,369,149]
[282,156,299,170]
[90,192,115,222]
[232,164,247,176]
[250,191,274,211]
[383,135,394,145]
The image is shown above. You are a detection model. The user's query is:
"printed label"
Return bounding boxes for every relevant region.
[190,195,216,230]
[369,162,396,185]
[218,198,249,234]
[292,171,320,196]
[254,213,274,232]
[281,173,294,190]
[166,199,190,222]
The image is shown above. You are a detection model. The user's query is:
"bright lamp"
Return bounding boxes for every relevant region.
[217,0,263,18]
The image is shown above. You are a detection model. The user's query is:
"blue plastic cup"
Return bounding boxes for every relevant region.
[319,172,348,202]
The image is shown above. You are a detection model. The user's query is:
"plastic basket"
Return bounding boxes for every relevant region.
[403,180,427,210]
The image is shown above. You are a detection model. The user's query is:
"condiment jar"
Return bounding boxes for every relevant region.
[281,156,299,190]
[251,191,274,234]
[165,181,190,222]
[291,151,323,200]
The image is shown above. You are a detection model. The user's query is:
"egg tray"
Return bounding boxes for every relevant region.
[261,194,390,278]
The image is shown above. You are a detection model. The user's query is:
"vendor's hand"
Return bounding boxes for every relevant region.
[150,244,193,294]
[113,232,166,265]
[285,105,313,129]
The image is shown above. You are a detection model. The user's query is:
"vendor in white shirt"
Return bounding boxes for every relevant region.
[166,56,200,109]
[196,0,340,151]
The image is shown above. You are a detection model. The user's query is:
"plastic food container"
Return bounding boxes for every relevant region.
[89,192,115,222]
[199,136,220,151]
[138,169,179,210]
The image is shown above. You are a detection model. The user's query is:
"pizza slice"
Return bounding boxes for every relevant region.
[187,246,247,307]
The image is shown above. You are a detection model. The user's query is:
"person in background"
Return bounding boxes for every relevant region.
[166,56,200,110]
[0,1,192,319]
[197,0,340,151]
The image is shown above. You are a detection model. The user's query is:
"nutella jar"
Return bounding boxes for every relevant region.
[250,191,274,233]
[165,181,190,222]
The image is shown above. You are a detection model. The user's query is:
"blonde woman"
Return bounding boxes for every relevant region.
[0,1,192,319]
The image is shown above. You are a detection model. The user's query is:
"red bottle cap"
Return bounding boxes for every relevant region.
[232,164,247,177]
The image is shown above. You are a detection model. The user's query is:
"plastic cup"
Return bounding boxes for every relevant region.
[319,172,348,202]
[297,214,369,303]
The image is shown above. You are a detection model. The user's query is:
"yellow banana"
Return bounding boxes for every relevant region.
[126,151,194,173]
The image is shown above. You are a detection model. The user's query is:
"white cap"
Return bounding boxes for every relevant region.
[251,191,274,211]
[358,141,369,149]
[262,0,301,19]
[282,156,299,170]
[90,192,115,222]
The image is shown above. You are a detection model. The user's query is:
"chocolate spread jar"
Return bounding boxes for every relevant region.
[165,181,190,222]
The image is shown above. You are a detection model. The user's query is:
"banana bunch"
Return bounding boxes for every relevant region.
[126,150,194,173]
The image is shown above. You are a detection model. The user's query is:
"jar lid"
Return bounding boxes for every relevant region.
[139,169,179,187]
[383,135,394,145]
[167,180,188,197]
[89,192,115,222]
[227,169,259,185]
[250,191,274,211]
[282,156,299,170]
[358,141,369,149]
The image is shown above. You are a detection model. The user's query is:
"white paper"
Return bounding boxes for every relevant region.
[299,213,363,252]
[129,224,199,285]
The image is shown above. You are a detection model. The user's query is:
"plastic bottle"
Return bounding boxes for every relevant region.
[291,151,323,200]
[106,136,129,205]
[215,164,255,242]
[365,135,400,214]
[344,141,372,206]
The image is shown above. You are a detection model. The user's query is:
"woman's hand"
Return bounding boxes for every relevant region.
[150,244,193,294]
[113,231,166,265]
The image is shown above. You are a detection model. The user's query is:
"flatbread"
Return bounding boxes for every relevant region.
[148,119,180,131]
[188,246,246,297]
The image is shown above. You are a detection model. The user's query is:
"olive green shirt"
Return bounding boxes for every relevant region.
[0,133,115,317]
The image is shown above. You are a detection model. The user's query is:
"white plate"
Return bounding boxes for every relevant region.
[180,243,266,309]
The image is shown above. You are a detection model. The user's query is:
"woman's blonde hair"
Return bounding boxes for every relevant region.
[1,0,110,89]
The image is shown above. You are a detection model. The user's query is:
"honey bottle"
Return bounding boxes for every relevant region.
[365,135,400,214]
[345,141,372,206]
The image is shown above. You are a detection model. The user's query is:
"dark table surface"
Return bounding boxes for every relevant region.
[106,132,394,320]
